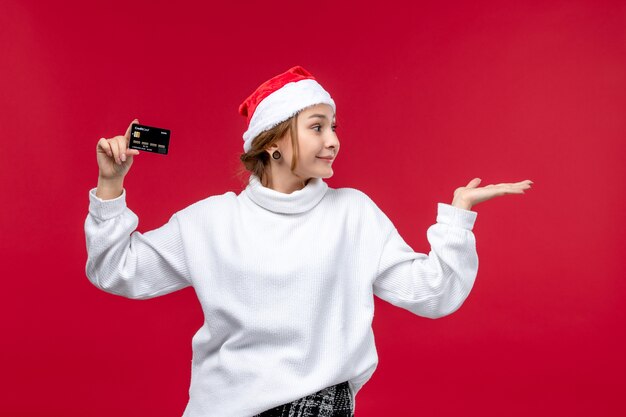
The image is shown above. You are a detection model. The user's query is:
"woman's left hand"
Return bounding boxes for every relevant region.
[451,178,534,211]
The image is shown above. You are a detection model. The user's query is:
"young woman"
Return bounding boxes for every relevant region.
[85,65,533,417]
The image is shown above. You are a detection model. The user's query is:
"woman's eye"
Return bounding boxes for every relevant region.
[312,124,338,132]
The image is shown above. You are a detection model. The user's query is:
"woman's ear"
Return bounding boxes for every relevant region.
[265,142,278,157]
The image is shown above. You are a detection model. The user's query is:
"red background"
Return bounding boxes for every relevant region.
[1,0,625,416]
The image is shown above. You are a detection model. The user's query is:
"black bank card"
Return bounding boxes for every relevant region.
[129,123,170,155]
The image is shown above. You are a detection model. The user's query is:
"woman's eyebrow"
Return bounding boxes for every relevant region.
[307,114,336,121]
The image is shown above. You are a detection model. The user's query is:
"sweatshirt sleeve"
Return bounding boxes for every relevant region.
[84,188,192,300]
[373,202,479,318]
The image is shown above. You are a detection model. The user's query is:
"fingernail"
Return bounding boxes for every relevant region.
[121,153,126,162]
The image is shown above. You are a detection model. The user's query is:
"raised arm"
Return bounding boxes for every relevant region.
[373,176,533,318]
[373,203,478,318]
[84,189,192,299]
[84,119,192,299]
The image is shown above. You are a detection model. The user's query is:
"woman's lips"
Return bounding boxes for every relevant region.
[316,157,334,162]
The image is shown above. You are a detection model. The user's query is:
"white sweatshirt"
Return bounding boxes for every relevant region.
[84,174,479,417]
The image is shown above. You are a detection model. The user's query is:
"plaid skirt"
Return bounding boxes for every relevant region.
[253,381,354,417]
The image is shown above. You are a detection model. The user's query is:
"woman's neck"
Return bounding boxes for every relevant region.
[262,173,311,194]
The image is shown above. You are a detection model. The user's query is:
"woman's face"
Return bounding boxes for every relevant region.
[276,103,339,181]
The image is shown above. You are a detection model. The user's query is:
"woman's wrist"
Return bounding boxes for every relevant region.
[96,176,124,200]
[451,196,473,211]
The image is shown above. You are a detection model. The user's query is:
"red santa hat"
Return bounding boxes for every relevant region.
[238,65,336,152]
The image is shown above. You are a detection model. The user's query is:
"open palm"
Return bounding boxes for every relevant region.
[453,178,534,209]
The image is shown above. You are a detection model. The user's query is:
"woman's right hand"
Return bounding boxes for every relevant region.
[96,119,141,180]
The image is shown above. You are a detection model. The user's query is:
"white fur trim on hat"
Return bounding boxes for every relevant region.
[242,79,336,152]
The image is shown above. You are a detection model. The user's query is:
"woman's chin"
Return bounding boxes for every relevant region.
[303,165,334,179]
[319,169,334,179]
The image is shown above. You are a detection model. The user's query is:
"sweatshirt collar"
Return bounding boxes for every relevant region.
[245,174,328,214]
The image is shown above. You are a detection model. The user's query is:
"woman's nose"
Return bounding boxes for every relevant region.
[326,133,339,148]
